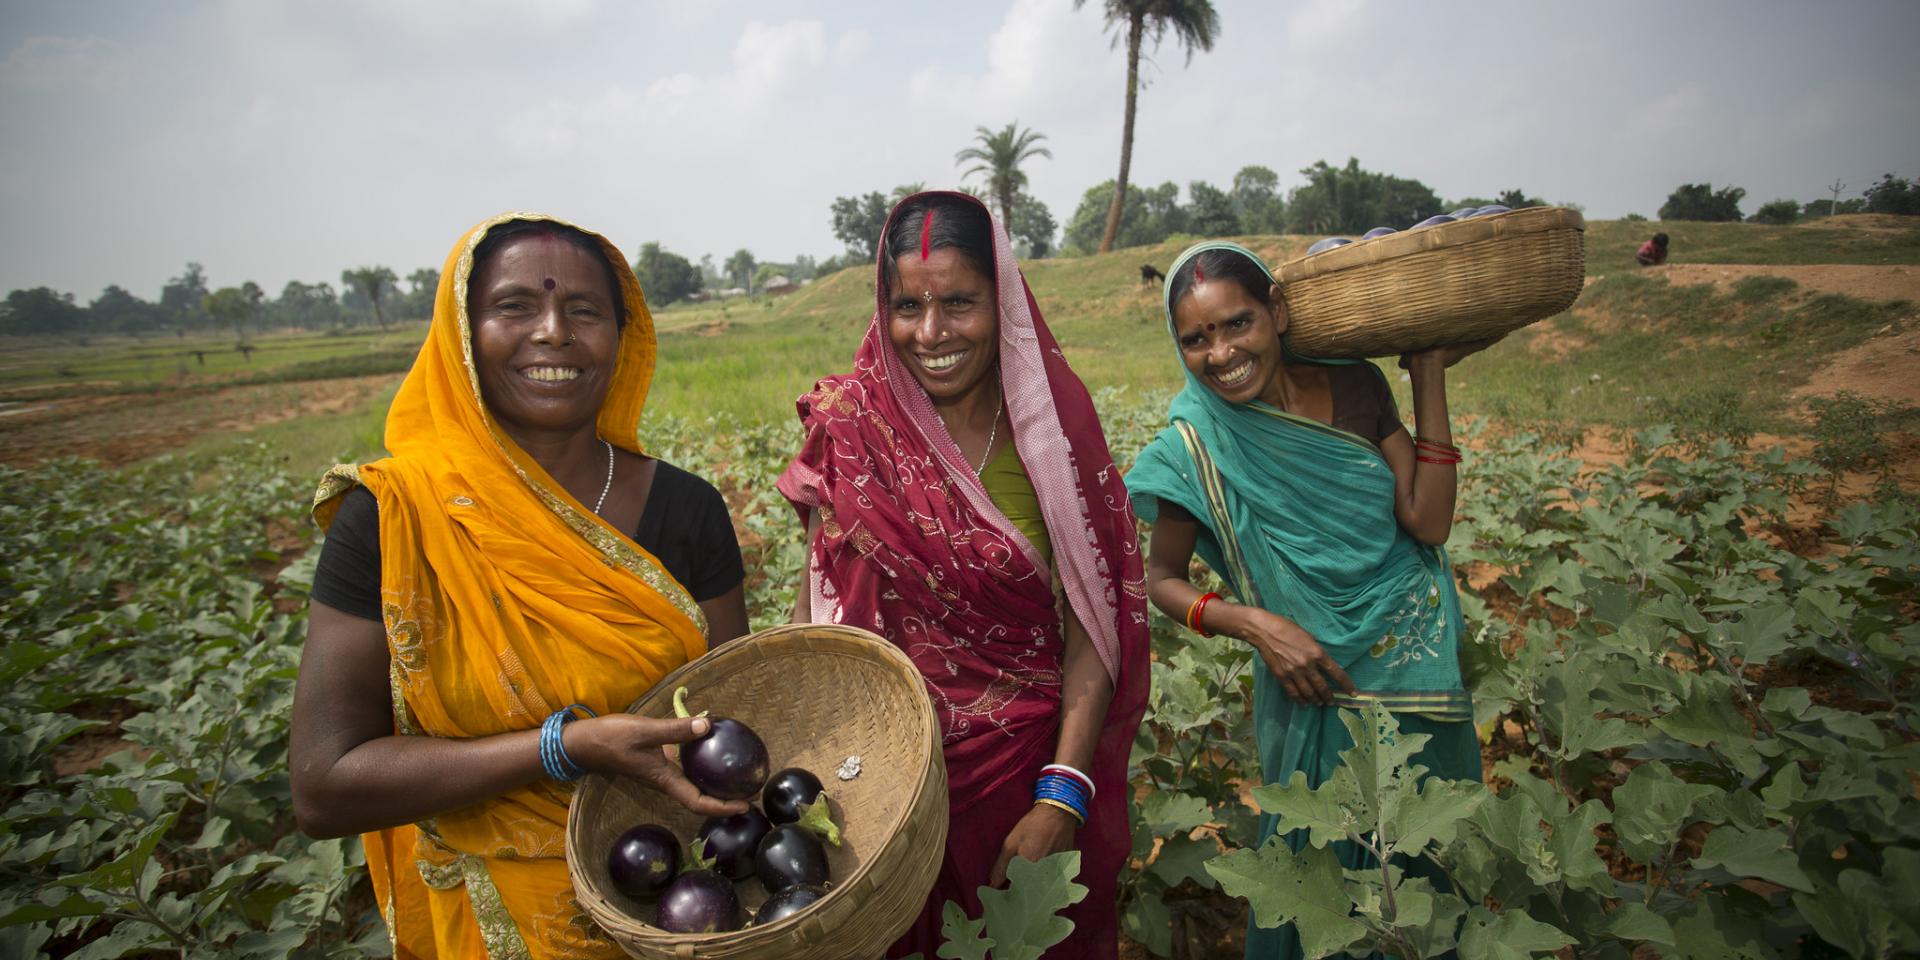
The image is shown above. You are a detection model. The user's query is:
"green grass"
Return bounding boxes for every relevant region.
[0,322,429,393]
[1439,271,1912,431]
[15,217,1917,471]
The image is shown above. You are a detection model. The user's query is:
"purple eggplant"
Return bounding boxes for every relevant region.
[697,808,773,881]
[673,686,770,801]
[1411,215,1457,229]
[655,869,742,933]
[762,768,826,826]
[1472,204,1512,217]
[1447,207,1477,219]
[607,824,679,899]
[1361,226,1396,239]
[756,823,831,894]
[1305,237,1352,255]
[753,883,829,925]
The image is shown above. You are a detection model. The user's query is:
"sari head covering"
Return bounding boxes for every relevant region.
[777,191,1149,958]
[312,213,706,960]
[1124,240,1478,958]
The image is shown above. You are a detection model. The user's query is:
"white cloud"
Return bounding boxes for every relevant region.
[1287,0,1369,50]
[0,35,129,90]
[1627,82,1712,142]
[832,29,870,63]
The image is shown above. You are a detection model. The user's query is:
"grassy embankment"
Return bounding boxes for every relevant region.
[3,216,1913,476]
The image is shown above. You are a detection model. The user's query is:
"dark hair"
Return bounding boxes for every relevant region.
[881,194,996,292]
[469,219,629,330]
[1652,233,1669,246]
[1167,247,1275,312]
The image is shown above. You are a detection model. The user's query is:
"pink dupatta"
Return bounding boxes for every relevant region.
[778,192,1149,957]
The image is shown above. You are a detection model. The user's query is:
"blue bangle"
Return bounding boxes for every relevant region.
[1033,775,1090,820]
[540,703,597,781]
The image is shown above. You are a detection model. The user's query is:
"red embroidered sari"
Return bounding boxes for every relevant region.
[777,192,1149,958]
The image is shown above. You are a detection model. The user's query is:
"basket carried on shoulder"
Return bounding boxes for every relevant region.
[567,624,947,960]
[1277,206,1586,358]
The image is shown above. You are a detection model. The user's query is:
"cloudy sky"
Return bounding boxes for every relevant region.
[3,0,1916,300]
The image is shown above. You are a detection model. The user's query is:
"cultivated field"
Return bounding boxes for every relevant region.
[2,217,1915,957]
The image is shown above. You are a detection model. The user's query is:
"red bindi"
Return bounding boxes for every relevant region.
[542,278,556,290]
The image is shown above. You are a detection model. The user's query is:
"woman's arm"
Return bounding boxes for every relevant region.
[699,584,749,645]
[1145,502,1353,706]
[1385,339,1497,545]
[789,511,820,623]
[289,602,747,840]
[990,599,1113,885]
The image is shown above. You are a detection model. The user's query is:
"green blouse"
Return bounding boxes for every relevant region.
[979,441,1052,571]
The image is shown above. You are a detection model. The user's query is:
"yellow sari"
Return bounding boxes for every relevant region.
[313,213,708,959]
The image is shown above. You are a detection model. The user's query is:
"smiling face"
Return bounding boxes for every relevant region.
[1170,278,1290,406]
[886,246,1000,404]
[468,232,622,443]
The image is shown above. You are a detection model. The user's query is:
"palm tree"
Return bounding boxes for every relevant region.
[954,123,1052,227]
[1076,0,1220,253]
[342,266,398,331]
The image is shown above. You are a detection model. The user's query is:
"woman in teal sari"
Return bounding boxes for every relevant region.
[1124,242,1491,959]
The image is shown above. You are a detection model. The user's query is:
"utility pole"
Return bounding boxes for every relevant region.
[1828,178,1846,212]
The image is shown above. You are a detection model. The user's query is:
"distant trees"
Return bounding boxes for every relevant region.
[1497,188,1546,209]
[89,285,162,336]
[633,243,703,306]
[1659,182,1746,221]
[1064,179,1189,253]
[404,268,439,319]
[1750,199,1800,225]
[724,250,757,292]
[956,122,1052,227]
[203,282,264,342]
[341,266,399,331]
[830,191,894,259]
[1285,158,1443,235]
[160,262,211,333]
[1801,198,1865,218]
[1,287,88,337]
[1230,165,1286,234]
[1863,174,1919,216]
[1075,0,1220,253]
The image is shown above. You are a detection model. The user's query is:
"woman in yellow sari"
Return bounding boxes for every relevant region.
[290,213,750,958]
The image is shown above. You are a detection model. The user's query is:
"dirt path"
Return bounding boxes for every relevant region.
[0,374,400,466]
[1652,263,1920,302]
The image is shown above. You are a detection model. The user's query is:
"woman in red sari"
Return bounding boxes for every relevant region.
[778,191,1149,957]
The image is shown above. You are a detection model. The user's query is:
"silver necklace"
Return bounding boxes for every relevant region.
[974,397,1004,475]
[593,439,614,515]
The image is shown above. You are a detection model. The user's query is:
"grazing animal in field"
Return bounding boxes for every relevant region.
[1140,263,1166,286]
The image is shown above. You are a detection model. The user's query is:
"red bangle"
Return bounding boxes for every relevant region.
[1416,454,1460,465]
[1188,591,1221,636]
[1414,436,1459,454]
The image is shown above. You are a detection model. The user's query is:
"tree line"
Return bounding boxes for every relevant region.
[0,264,436,340]
[1655,173,1920,225]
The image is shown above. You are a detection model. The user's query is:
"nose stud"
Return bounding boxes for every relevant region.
[566,333,576,345]
[922,291,934,303]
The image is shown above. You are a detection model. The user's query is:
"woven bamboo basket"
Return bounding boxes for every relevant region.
[567,623,947,960]
[1277,206,1585,358]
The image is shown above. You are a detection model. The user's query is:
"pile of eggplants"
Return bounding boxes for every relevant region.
[1303,204,1513,255]
[604,687,843,934]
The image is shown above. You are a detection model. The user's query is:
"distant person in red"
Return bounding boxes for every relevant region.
[1636,232,1669,266]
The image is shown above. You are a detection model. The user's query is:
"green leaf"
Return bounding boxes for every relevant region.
[1610,761,1716,862]
[0,890,104,926]
[975,850,1087,960]
[1208,840,1367,959]
[1121,887,1173,958]
[1138,791,1211,837]
[1546,800,1617,896]
[1692,826,1814,893]
[935,899,992,960]
[1392,776,1487,854]
[1457,906,1576,960]
[1249,770,1354,849]
[1603,901,1676,946]
[1149,834,1218,890]
[1669,895,1781,960]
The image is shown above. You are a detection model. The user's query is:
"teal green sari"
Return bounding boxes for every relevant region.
[1123,242,1481,960]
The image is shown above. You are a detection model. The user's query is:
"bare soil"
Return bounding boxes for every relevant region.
[1792,325,1920,409]
[0,373,400,467]
[1652,262,1920,303]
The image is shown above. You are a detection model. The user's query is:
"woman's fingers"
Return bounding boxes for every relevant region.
[1321,658,1358,695]
[654,768,749,817]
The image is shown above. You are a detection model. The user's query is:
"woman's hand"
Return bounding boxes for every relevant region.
[1225,605,1355,706]
[989,803,1080,887]
[1398,336,1502,374]
[566,714,750,817]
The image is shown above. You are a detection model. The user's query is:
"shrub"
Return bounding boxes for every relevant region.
[1807,390,1895,504]
[1658,182,1745,221]
[1862,173,1920,216]
[1749,199,1799,225]
[1621,212,1648,222]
